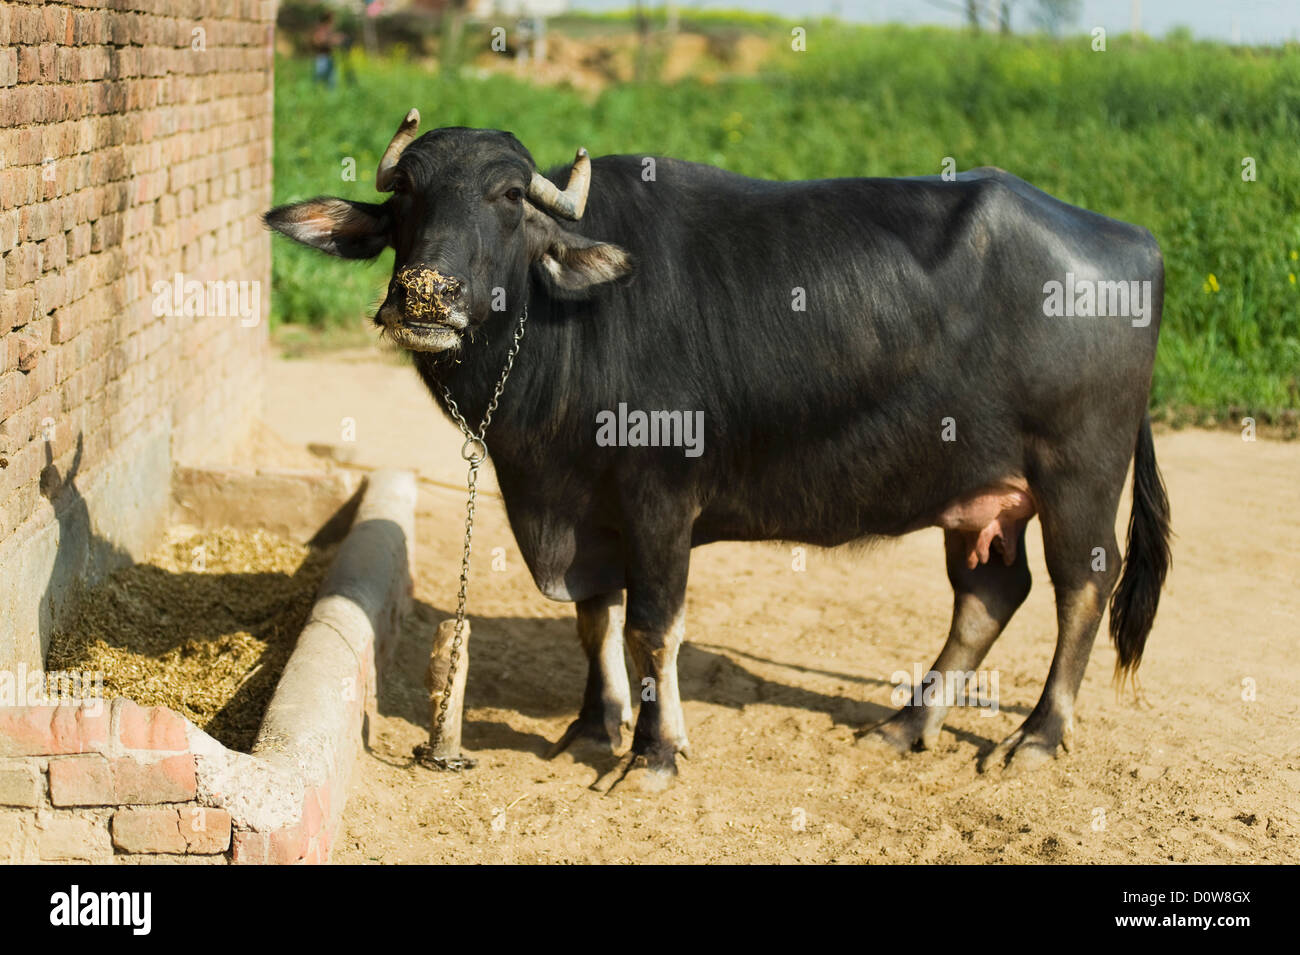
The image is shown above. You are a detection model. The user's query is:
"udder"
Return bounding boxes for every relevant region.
[935,478,1037,570]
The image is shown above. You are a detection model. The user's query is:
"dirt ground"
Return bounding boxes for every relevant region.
[474,31,773,95]
[261,349,1299,864]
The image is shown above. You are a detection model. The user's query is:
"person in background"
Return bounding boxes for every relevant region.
[312,11,346,89]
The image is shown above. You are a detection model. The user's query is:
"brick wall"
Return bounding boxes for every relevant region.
[0,699,231,862]
[0,697,338,864]
[0,1,276,670]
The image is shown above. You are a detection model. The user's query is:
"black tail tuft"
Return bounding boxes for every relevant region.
[1109,414,1172,680]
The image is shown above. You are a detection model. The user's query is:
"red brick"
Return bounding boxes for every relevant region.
[34,270,66,312]
[5,244,40,288]
[116,701,188,752]
[231,829,268,865]
[22,358,54,404]
[10,334,40,373]
[302,789,323,840]
[49,753,196,806]
[50,305,81,344]
[2,288,37,327]
[40,232,66,273]
[40,7,69,45]
[16,46,38,85]
[37,45,57,85]
[47,753,114,805]
[184,807,233,853]
[11,7,39,46]
[269,821,308,865]
[111,806,231,855]
[0,704,110,757]
[111,754,197,804]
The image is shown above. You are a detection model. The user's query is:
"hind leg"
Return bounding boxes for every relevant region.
[981,475,1123,774]
[862,526,1031,752]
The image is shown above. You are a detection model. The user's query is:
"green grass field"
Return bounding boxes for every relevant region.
[271,22,1300,420]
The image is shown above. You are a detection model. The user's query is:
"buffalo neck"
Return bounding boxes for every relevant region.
[412,281,563,466]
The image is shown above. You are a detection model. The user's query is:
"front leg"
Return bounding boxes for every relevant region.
[593,506,692,793]
[548,590,632,758]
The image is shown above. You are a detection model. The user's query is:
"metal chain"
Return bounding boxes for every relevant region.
[421,306,528,771]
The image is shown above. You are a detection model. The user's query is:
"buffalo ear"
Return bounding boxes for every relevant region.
[525,208,632,296]
[264,197,391,259]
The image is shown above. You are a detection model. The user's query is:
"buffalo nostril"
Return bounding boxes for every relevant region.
[394,266,462,319]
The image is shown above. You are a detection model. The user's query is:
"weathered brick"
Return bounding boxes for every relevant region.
[34,270,66,312]
[51,305,84,344]
[2,288,37,327]
[11,334,41,373]
[0,209,19,253]
[0,762,42,807]
[36,811,113,862]
[47,753,113,805]
[230,828,268,865]
[48,753,196,805]
[269,821,308,864]
[112,754,197,804]
[16,46,38,85]
[0,704,110,757]
[0,810,37,863]
[49,753,197,806]
[111,806,231,855]
[4,244,40,288]
[116,701,188,752]
[303,838,322,865]
[302,788,324,840]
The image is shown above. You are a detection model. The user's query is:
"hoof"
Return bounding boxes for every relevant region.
[547,715,626,761]
[591,745,684,794]
[856,709,941,755]
[979,719,1068,774]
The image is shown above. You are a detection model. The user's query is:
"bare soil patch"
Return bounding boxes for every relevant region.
[259,354,1299,864]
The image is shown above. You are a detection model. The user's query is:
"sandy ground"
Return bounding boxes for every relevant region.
[262,349,1299,864]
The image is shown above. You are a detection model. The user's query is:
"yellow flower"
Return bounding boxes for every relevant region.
[1291,249,1298,261]
[1202,273,1220,293]
[1290,272,1297,285]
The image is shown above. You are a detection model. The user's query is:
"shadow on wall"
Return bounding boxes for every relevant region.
[36,432,131,664]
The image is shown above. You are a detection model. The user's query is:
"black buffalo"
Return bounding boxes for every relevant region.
[266,111,1171,791]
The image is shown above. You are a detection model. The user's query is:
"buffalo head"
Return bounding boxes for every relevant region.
[264,110,632,353]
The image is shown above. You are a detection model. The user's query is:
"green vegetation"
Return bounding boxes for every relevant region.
[272,22,1300,419]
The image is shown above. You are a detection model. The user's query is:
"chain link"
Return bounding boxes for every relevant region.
[420,306,528,770]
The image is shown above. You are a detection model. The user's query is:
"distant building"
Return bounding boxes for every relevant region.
[468,0,570,19]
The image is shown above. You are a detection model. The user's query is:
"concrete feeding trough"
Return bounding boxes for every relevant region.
[0,467,416,864]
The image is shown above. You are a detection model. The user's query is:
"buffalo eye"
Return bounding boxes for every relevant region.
[504,186,524,202]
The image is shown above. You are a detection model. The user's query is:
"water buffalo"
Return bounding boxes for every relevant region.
[265,110,1171,791]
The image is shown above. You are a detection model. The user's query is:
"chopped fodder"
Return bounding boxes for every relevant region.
[46,527,336,753]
